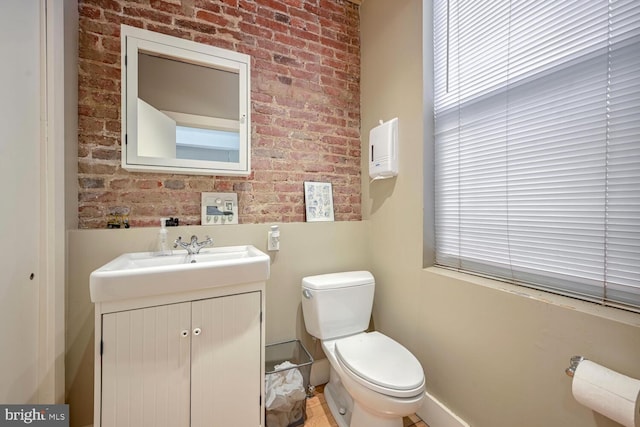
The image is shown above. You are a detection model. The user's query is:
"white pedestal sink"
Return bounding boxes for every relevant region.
[89,244,270,427]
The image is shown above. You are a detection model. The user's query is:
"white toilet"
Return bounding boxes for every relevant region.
[301,271,425,427]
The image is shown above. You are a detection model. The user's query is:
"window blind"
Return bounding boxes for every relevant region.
[433,0,640,311]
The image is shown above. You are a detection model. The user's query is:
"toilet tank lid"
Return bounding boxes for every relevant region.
[302,271,374,290]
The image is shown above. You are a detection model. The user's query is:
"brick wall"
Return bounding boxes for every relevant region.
[78,0,361,228]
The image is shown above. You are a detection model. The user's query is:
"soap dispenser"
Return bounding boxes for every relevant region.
[268,224,280,251]
[155,218,172,256]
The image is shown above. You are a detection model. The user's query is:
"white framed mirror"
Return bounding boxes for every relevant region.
[121,25,251,176]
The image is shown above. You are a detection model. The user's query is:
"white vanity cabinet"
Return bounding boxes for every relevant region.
[94,287,264,427]
[90,245,270,427]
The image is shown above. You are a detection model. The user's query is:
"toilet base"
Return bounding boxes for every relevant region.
[324,370,407,427]
[351,401,403,427]
[324,382,351,427]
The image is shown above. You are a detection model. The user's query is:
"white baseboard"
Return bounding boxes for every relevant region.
[417,390,470,427]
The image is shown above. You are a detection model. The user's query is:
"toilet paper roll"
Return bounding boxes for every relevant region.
[572,360,640,427]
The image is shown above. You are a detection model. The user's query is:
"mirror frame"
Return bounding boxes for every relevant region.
[121,25,251,176]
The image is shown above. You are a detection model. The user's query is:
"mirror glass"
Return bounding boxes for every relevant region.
[122,25,251,176]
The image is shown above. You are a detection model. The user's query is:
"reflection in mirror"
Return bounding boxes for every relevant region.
[175,127,240,162]
[137,53,241,163]
[121,25,251,176]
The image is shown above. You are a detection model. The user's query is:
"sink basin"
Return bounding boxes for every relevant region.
[90,245,270,303]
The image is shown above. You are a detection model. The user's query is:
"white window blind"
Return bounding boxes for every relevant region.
[433,0,640,311]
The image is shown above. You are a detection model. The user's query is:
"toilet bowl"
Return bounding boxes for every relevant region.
[301,271,426,427]
[324,334,425,427]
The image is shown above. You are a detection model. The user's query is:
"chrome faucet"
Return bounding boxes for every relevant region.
[174,235,213,255]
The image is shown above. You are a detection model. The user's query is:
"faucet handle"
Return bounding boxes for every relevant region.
[198,235,213,248]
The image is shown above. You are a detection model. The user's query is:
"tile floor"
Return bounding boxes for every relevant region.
[304,385,429,427]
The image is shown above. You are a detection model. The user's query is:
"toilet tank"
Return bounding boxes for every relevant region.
[301,271,375,340]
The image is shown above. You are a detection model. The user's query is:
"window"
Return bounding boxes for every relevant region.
[433,0,640,311]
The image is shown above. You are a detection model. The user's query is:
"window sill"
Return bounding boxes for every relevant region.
[423,266,640,328]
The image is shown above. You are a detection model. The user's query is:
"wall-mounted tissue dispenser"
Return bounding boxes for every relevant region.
[369,117,398,181]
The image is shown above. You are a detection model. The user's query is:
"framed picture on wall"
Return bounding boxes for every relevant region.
[304,181,335,222]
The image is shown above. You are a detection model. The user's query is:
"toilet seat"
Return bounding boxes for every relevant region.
[335,332,425,398]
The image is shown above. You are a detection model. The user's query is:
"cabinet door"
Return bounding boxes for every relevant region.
[191,292,262,427]
[101,303,191,427]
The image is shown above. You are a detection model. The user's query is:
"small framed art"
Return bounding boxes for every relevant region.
[304,181,334,222]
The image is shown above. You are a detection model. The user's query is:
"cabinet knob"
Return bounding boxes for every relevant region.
[193,327,202,336]
[181,330,189,338]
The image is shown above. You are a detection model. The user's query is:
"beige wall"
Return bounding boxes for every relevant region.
[66,222,369,426]
[360,1,640,427]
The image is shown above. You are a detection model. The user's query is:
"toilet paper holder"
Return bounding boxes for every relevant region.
[565,355,585,377]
